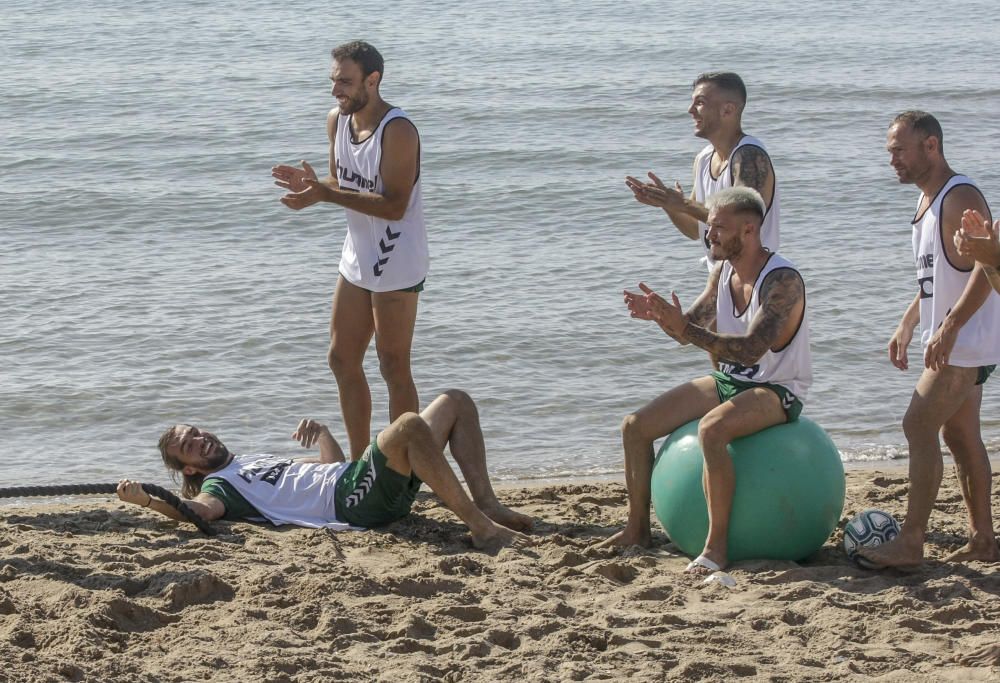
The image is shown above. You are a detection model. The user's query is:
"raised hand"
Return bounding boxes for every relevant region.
[624,288,655,320]
[272,160,318,193]
[625,172,686,211]
[955,209,1000,268]
[292,419,332,449]
[638,282,687,338]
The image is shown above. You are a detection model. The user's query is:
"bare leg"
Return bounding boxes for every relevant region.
[328,276,375,460]
[686,388,786,573]
[372,289,420,422]
[376,413,529,551]
[859,366,980,568]
[940,385,999,562]
[595,376,720,549]
[419,390,532,531]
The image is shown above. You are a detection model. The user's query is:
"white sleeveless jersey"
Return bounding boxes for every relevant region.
[716,253,812,401]
[335,107,429,291]
[206,454,355,530]
[911,175,1000,366]
[693,135,780,269]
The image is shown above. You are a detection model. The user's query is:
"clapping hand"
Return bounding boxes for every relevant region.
[624,282,687,340]
[272,160,329,210]
[955,209,1000,268]
[625,172,687,211]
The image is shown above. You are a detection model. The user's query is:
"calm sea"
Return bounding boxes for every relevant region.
[4,0,1000,491]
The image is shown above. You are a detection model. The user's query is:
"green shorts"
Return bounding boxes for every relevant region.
[712,371,803,422]
[334,440,422,528]
[977,365,996,386]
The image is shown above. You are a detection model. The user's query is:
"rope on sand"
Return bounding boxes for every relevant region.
[0,483,216,536]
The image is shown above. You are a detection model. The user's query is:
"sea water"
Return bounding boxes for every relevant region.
[3,0,1000,489]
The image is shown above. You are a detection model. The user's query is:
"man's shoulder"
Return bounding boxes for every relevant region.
[759,255,804,292]
[940,177,989,220]
[383,110,419,134]
[733,135,771,159]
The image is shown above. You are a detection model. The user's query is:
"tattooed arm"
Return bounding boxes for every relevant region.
[684,263,721,329]
[679,268,804,366]
[730,144,775,205]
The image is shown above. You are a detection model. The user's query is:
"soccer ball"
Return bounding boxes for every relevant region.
[843,509,901,560]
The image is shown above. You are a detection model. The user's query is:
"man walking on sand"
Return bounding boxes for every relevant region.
[596,187,811,574]
[858,111,1000,569]
[626,72,780,270]
[119,390,531,552]
[272,41,428,461]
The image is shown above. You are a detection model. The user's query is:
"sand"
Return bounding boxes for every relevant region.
[0,465,998,682]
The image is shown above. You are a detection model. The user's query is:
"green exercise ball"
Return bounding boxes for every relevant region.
[651,417,845,562]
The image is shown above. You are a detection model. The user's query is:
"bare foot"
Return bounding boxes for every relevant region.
[480,502,533,532]
[856,534,924,569]
[954,642,1000,667]
[592,527,652,550]
[943,539,1000,563]
[471,523,532,552]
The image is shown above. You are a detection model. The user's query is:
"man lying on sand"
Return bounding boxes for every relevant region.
[597,187,812,574]
[118,390,532,551]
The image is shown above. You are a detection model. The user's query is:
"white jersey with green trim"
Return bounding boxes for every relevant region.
[716,253,812,402]
[912,174,1000,366]
[207,454,355,530]
[335,107,429,291]
[693,135,780,269]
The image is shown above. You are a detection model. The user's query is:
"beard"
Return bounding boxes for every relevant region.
[339,90,369,115]
[202,437,231,470]
[711,235,744,262]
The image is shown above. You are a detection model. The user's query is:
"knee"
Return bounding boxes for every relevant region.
[621,413,647,443]
[697,416,731,457]
[327,344,361,377]
[380,411,428,454]
[902,407,938,442]
[941,423,980,454]
[440,389,476,414]
[394,412,428,439]
[377,347,412,384]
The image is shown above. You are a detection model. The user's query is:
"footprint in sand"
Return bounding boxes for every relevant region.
[584,561,639,584]
[90,596,177,632]
[486,629,520,650]
[437,556,485,576]
[435,605,488,623]
[385,577,464,599]
[156,571,235,611]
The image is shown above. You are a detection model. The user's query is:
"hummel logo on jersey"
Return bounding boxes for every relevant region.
[373,225,402,276]
[337,164,377,192]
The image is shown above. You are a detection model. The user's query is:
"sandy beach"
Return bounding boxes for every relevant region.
[0,464,998,682]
